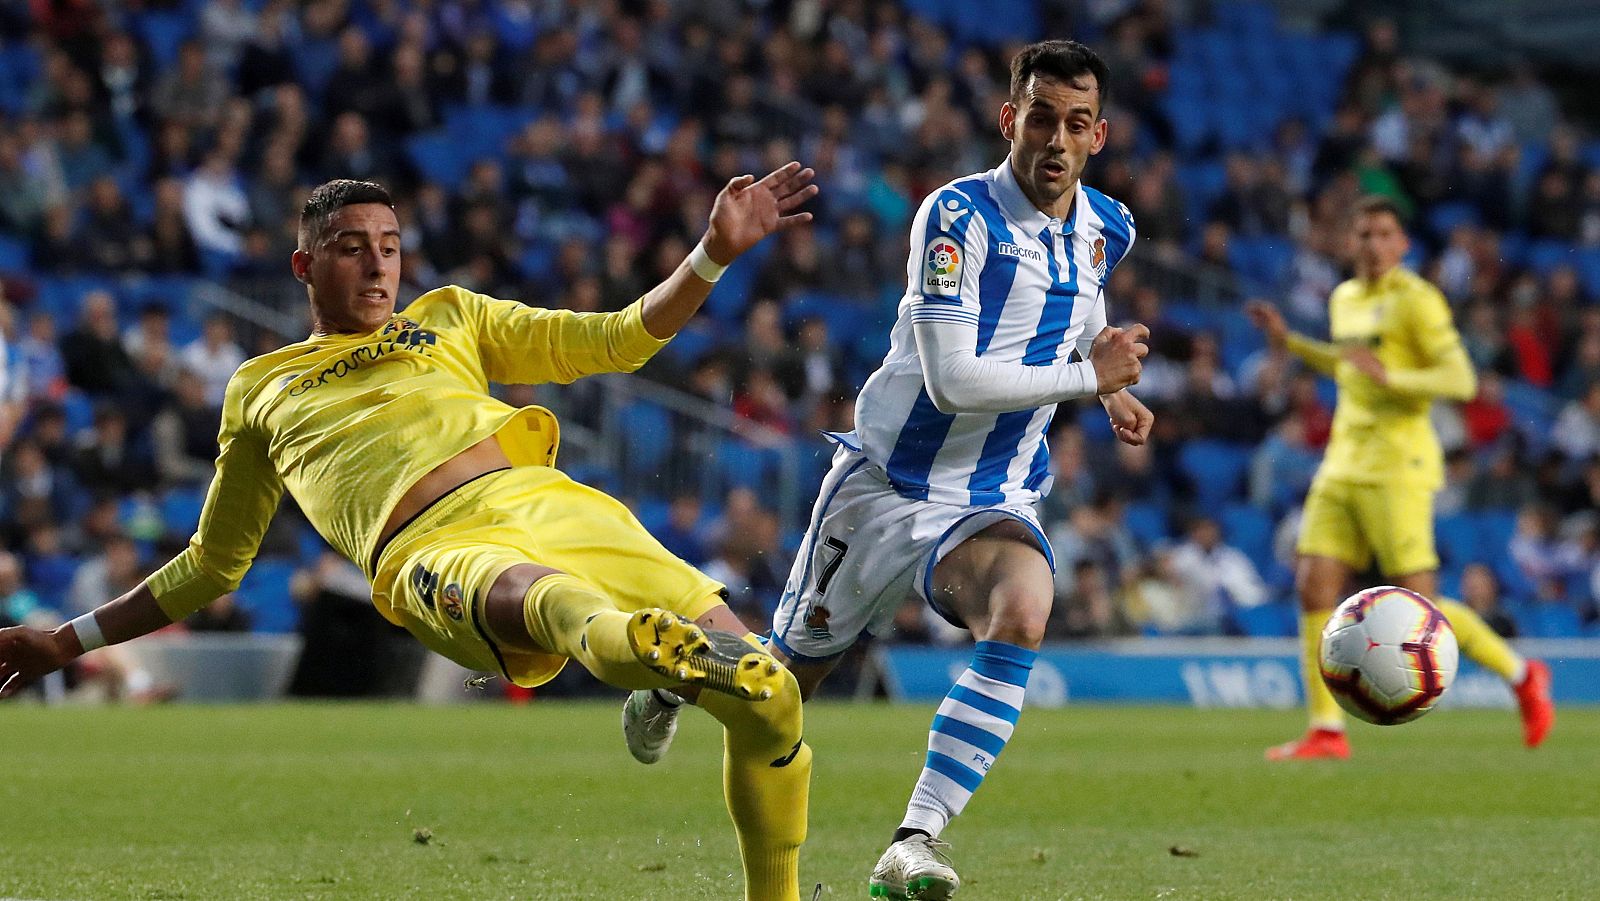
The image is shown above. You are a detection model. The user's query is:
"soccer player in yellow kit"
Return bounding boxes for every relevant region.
[0,171,819,901]
[1248,196,1554,761]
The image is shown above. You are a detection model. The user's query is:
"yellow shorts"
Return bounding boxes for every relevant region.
[1296,477,1438,576]
[370,466,725,687]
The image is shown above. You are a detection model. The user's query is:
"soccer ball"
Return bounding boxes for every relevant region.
[1318,586,1459,725]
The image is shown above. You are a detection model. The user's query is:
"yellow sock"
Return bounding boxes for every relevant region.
[517,574,676,691]
[1301,608,1345,731]
[1437,598,1525,683]
[698,644,809,901]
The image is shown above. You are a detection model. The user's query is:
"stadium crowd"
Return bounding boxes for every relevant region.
[1,0,1599,685]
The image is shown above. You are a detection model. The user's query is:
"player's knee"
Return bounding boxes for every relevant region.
[978,581,1050,649]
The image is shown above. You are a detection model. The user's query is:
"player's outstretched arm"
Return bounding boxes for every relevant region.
[638,161,817,339]
[0,582,173,698]
[1245,300,1339,376]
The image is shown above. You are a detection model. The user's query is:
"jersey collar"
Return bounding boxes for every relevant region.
[994,157,1091,240]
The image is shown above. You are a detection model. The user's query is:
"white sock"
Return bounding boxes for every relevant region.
[900,641,1035,837]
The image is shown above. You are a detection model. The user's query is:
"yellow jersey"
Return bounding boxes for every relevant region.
[1286,267,1475,490]
[145,286,668,621]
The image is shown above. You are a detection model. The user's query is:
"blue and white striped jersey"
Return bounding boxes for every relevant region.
[852,158,1136,507]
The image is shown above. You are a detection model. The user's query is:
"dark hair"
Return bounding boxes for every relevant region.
[1009,40,1110,111]
[1352,194,1407,230]
[298,179,394,249]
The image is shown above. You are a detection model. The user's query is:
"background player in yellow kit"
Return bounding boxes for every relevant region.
[0,169,818,901]
[1248,195,1555,761]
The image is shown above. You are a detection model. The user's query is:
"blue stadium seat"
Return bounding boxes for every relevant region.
[160,487,207,537]
[1228,237,1294,291]
[1178,440,1252,508]
[1233,601,1295,637]
[405,130,475,190]
[563,462,617,494]
[0,235,27,272]
[234,559,299,634]
[1525,239,1575,275]
[60,388,95,435]
[1521,603,1583,639]
[442,105,533,157]
[1427,201,1481,240]
[1473,511,1518,563]
[631,496,671,534]
[1123,500,1169,548]
[1574,248,1600,302]
[1500,379,1559,453]
[615,400,672,471]
[1318,34,1361,78]
[517,242,555,282]
[135,11,194,68]
[786,292,865,340]
[1434,514,1480,567]
[296,526,328,563]
[702,244,769,322]
[1220,503,1275,575]
[655,320,717,367]
[0,43,40,114]
[716,438,773,489]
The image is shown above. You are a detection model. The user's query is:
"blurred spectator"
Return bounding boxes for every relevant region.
[0,131,59,234]
[700,504,786,630]
[150,40,230,131]
[1047,492,1139,587]
[1459,563,1517,638]
[1509,504,1568,603]
[60,291,137,397]
[184,151,251,256]
[1050,560,1135,640]
[148,177,202,273]
[289,550,425,697]
[1122,551,1205,635]
[1466,441,1538,511]
[80,177,148,272]
[186,593,253,632]
[1551,382,1600,462]
[1168,516,1269,625]
[0,548,57,628]
[121,303,171,363]
[179,314,245,408]
[1461,372,1512,449]
[151,370,221,488]
[1039,423,1095,521]
[70,405,154,497]
[732,368,795,440]
[64,533,141,616]
[655,494,709,566]
[1501,64,1559,145]
[19,311,67,403]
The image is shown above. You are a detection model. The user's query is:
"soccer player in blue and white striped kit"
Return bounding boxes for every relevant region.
[623,41,1152,898]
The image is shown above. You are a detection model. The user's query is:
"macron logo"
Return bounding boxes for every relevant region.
[997,242,1042,261]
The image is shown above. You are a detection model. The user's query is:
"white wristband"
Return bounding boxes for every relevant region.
[69,612,106,652]
[688,242,727,283]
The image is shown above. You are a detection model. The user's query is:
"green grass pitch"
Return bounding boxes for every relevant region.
[1,702,1596,900]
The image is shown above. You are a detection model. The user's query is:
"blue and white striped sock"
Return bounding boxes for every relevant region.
[899,640,1036,837]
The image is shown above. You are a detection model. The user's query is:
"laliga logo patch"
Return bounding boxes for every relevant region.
[1091,236,1108,279]
[924,240,961,296]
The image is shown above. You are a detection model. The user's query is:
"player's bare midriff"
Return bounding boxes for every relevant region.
[377,435,512,549]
